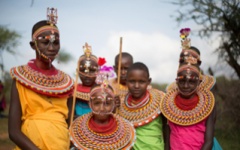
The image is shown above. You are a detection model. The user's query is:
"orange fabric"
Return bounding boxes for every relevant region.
[14,81,69,150]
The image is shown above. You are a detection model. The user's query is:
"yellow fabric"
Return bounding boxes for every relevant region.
[14,81,70,150]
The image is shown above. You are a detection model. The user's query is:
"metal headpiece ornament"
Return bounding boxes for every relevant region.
[81,43,93,73]
[47,7,58,26]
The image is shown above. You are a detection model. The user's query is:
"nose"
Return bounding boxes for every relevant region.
[134,82,139,88]
[121,68,127,75]
[183,80,190,88]
[48,42,54,51]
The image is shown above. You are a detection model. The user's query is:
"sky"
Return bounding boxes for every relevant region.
[0,0,222,84]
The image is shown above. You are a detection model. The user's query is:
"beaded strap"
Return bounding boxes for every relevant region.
[76,91,90,101]
[70,113,136,150]
[160,88,215,126]
[118,89,165,127]
[166,75,216,92]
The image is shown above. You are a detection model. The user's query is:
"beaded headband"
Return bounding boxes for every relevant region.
[177,64,200,78]
[32,8,59,41]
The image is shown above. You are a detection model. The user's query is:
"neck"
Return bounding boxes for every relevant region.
[35,58,52,70]
[92,115,111,125]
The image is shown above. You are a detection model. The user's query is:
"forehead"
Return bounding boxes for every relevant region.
[38,30,59,37]
[127,69,148,79]
[178,70,199,77]
[80,59,98,65]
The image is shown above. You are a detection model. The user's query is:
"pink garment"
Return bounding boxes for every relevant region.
[169,119,206,150]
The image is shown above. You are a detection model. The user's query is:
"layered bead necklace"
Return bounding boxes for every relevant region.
[70,113,136,150]
[10,59,74,97]
[160,88,215,126]
[118,89,165,127]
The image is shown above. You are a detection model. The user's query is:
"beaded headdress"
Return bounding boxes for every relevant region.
[32,7,59,63]
[77,43,99,77]
[179,28,200,65]
[89,60,115,114]
[177,64,200,80]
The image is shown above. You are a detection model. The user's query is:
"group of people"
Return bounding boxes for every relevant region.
[8,8,222,150]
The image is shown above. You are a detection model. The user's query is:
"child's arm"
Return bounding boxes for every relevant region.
[162,115,170,150]
[8,80,40,150]
[201,105,216,150]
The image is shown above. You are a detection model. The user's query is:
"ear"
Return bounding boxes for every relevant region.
[30,41,35,50]
[148,78,152,85]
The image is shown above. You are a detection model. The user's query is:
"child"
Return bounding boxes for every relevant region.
[69,67,136,150]
[109,52,133,102]
[161,28,216,150]
[74,43,100,118]
[118,62,165,150]
[160,63,216,149]
[166,28,215,92]
[8,8,74,150]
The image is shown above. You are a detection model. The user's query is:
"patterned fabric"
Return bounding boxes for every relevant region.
[70,113,136,150]
[14,82,69,150]
[10,59,74,98]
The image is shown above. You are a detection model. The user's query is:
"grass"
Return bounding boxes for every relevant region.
[0,117,15,150]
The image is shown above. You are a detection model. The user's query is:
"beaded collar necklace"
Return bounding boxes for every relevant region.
[125,91,150,109]
[118,89,164,127]
[76,84,91,101]
[10,59,74,98]
[70,113,136,150]
[160,88,215,126]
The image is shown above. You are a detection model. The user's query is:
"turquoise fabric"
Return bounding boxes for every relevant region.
[75,100,91,116]
[132,116,164,150]
[212,137,222,150]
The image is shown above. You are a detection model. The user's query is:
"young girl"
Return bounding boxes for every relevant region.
[8,8,74,150]
[161,63,216,150]
[118,62,165,150]
[74,43,100,118]
[166,28,215,92]
[70,67,136,150]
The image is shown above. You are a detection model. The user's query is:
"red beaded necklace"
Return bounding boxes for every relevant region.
[175,94,199,110]
[88,115,117,134]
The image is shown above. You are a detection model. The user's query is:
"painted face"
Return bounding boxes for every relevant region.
[127,69,151,99]
[90,91,115,120]
[114,57,132,85]
[34,30,60,62]
[79,59,98,86]
[176,70,200,99]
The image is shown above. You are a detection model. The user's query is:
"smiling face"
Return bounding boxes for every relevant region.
[89,89,115,121]
[176,70,200,99]
[79,59,98,86]
[126,69,151,99]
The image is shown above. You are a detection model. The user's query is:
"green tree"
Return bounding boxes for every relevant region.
[0,25,21,80]
[171,0,240,78]
[56,49,73,64]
